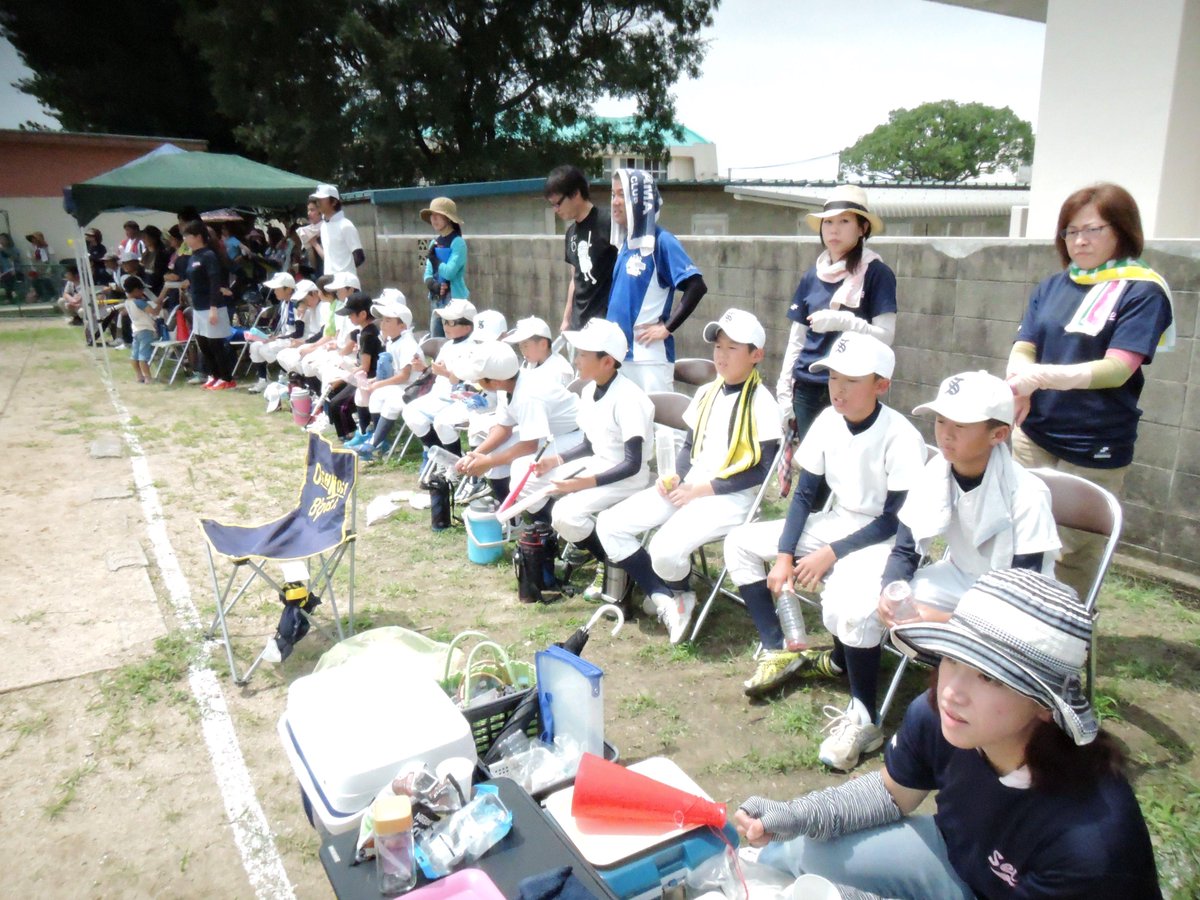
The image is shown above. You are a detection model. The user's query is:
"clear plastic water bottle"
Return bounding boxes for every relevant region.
[373,795,416,895]
[416,790,512,878]
[655,430,678,490]
[882,580,919,623]
[775,590,808,651]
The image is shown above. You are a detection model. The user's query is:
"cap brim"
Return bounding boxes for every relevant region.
[890,621,1097,746]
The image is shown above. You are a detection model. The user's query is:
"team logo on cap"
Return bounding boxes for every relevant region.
[836,337,849,353]
[947,376,963,395]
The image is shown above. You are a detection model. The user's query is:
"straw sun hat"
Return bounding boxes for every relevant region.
[420,197,464,226]
[804,185,884,235]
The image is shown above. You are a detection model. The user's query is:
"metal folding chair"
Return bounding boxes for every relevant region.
[151,331,196,384]
[201,434,358,684]
[672,357,716,393]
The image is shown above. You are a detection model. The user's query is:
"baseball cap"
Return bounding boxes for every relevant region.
[309,183,340,201]
[564,318,628,360]
[263,271,296,291]
[473,310,509,342]
[809,332,895,379]
[371,299,413,326]
[292,279,318,301]
[335,290,373,316]
[461,341,520,382]
[504,316,552,344]
[436,299,478,322]
[913,371,1014,425]
[376,287,407,307]
[702,308,766,348]
[327,272,361,292]
[118,250,140,264]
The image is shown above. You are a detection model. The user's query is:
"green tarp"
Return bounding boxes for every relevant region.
[66,151,320,225]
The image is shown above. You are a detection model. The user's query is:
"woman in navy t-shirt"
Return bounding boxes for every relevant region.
[1006,184,1173,598]
[736,569,1161,900]
[777,185,897,440]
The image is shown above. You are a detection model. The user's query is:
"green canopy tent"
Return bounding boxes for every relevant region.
[64,151,320,226]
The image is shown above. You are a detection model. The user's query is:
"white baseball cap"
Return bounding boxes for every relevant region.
[564,318,628,360]
[371,300,413,326]
[473,309,509,342]
[376,287,407,306]
[810,332,895,379]
[309,183,340,200]
[327,272,361,291]
[292,279,318,301]
[436,298,478,322]
[703,308,766,348]
[503,316,552,344]
[118,250,140,264]
[461,340,520,382]
[913,371,1015,425]
[263,271,296,291]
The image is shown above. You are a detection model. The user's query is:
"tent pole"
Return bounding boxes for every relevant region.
[75,224,111,381]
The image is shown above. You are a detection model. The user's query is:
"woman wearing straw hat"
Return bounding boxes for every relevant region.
[777,186,897,441]
[421,197,469,338]
[736,568,1161,899]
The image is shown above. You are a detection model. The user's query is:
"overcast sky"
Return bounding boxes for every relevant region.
[1,0,1044,181]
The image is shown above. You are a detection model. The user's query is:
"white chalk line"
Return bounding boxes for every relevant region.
[101,370,295,900]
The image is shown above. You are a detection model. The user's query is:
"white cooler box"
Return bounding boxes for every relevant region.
[278,653,477,834]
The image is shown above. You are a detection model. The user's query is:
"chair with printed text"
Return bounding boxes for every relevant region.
[201,434,358,684]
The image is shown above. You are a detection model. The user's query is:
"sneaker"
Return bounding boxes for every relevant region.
[563,543,592,566]
[648,591,672,620]
[582,566,606,602]
[186,373,206,385]
[356,443,379,461]
[247,378,269,394]
[817,704,884,771]
[202,375,217,388]
[803,649,845,680]
[743,649,807,697]
[345,429,373,449]
[458,477,492,505]
[217,380,237,390]
[660,590,696,645]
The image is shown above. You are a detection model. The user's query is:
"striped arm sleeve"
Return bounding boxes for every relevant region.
[737,770,901,842]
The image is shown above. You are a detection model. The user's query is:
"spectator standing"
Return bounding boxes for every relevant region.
[421,197,468,338]
[84,228,107,281]
[118,220,145,258]
[182,220,237,390]
[545,165,616,332]
[606,168,707,393]
[311,184,364,278]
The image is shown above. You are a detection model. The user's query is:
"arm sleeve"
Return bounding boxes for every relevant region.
[881,523,920,586]
[592,436,644,487]
[438,236,468,281]
[664,274,707,333]
[775,320,807,405]
[829,489,907,559]
[1012,551,1046,571]
[676,431,694,482]
[711,439,779,495]
[777,470,826,555]
[737,771,902,843]
[556,437,593,465]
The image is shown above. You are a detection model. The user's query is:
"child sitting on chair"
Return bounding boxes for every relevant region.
[723,333,926,771]
[596,308,781,644]
[504,316,574,386]
[533,318,655,600]
[877,371,1060,634]
[353,294,423,460]
[246,272,305,392]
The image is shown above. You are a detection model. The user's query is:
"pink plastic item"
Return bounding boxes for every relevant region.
[407,868,504,900]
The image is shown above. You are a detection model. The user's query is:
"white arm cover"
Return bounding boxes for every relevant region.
[809,310,897,345]
[776,320,807,409]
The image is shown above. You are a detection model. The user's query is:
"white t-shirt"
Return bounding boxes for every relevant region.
[497,369,580,442]
[124,297,157,334]
[682,376,782,483]
[298,301,329,340]
[319,211,363,276]
[798,405,927,530]
[524,352,574,387]
[384,330,422,385]
[578,373,654,468]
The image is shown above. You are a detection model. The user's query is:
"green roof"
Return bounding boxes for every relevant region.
[591,116,711,146]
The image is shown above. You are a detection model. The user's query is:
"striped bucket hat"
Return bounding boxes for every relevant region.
[891,568,1098,745]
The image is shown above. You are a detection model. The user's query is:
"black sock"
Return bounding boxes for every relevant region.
[489,476,511,505]
[831,637,847,672]
[419,430,439,448]
[842,644,883,722]
[255,362,267,379]
[666,573,691,592]
[740,580,783,649]
[356,406,371,432]
[440,433,462,454]
[575,530,607,564]
[372,417,396,448]
[618,548,671,598]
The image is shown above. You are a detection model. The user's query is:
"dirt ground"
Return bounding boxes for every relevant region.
[1,319,1196,898]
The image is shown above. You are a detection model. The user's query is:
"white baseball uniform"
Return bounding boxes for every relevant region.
[496,369,584,509]
[319,210,363,277]
[249,299,297,365]
[724,404,927,647]
[551,373,655,542]
[400,336,480,441]
[276,302,330,374]
[368,330,423,418]
[597,376,781,582]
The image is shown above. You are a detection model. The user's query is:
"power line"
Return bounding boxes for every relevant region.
[728,151,840,173]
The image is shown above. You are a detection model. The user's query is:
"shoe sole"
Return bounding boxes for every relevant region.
[743,656,809,698]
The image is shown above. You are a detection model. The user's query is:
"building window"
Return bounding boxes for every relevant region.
[603,155,667,180]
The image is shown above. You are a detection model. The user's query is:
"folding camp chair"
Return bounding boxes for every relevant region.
[386,336,448,463]
[201,434,358,684]
[151,330,196,384]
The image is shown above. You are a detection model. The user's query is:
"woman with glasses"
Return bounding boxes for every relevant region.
[1006,183,1173,598]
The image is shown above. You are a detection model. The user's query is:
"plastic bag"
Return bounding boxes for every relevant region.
[314,626,463,683]
[685,846,796,899]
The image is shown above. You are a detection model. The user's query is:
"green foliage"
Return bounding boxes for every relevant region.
[839,100,1034,183]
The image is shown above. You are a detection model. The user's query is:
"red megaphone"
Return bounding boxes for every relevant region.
[570,753,727,829]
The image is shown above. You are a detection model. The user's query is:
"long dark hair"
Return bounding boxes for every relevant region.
[183,220,229,274]
[925,670,1124,793]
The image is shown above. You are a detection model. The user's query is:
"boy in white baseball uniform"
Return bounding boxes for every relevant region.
[354,295,424,460]
[723,333,926,770]
[533,319,654,596]
[276,282,333,377]
[505,316,575,386]
[246,272,305,391]
[877,371,1060,624]
[401,299,482,455]
[596,309,782,643]
[297,272,362,391]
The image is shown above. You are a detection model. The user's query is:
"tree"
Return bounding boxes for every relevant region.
[0,0,241,153]
[839,100,1034,183]
[178,0,718,187]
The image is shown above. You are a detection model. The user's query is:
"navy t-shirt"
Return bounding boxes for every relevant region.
[1016,272,1172,468]
[886,694,1161,899]
[358,322,383,378]
[787,258,897,385]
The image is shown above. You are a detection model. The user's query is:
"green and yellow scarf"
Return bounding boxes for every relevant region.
[691,369,762,479]
[1068,257,1175,351]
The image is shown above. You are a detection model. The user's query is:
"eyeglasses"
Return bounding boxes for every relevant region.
[449,318,472,326]
[1059,223,1111,242]
[547,195,565,209]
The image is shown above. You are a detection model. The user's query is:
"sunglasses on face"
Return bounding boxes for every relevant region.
[448,318,472,326]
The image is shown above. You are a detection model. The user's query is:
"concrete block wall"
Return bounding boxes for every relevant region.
[362,233,1200,575]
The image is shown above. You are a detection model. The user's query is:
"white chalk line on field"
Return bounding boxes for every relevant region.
[101,367,295,900]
